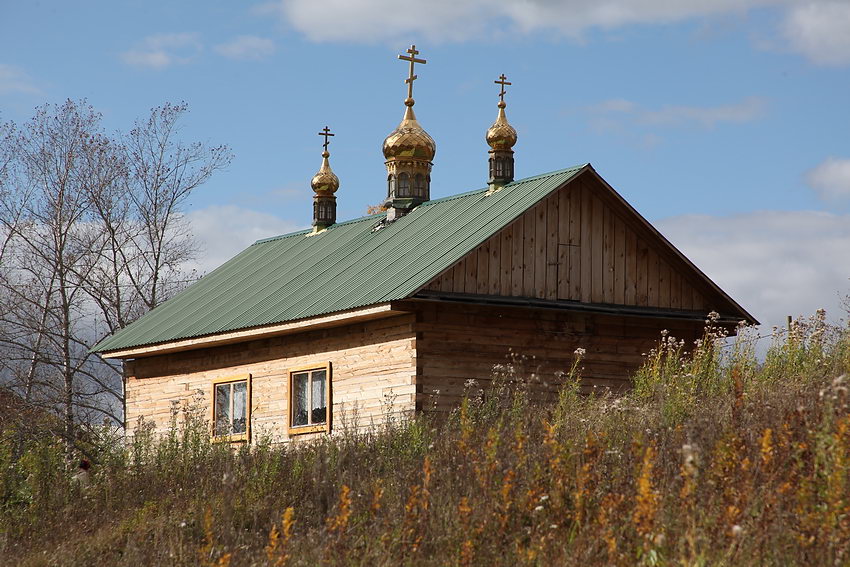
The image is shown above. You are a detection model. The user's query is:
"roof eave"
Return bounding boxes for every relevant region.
[97,303,403,359]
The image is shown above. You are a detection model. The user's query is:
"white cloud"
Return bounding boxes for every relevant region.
[269,0,491,43]
[214,36,276,60]
[639,97,767,128]
[583,96,766,146]
[783,1,850,66]
[267,0,850,67]
[0,64,41,95]
[267,0,787,43]
[185,205,302,274]
[657,210,850,330]
[806,157,850,202]
[120,33,203,69]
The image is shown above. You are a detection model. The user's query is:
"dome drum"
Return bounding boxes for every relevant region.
[488,149,514,186]
[313,194,337,229]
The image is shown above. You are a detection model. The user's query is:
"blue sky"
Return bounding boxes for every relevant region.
[1,0,849,332]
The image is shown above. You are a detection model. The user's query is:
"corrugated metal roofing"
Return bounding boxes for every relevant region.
[93,165,588,353]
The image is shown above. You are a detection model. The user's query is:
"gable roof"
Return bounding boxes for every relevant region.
[93,165,588,354]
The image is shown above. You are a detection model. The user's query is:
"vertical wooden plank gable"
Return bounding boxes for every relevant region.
[418,174,722,314]
[546,193,559,301]
[556,188,570,300]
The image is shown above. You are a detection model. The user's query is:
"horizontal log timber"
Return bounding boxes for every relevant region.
[409,299,702,411]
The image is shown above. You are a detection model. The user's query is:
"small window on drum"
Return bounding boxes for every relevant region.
[398,172,410,196]
[414,173,426,197]
[387,174,396,198]
[494,158,504,178]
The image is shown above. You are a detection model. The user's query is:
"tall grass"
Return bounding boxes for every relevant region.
[2,312,849,566]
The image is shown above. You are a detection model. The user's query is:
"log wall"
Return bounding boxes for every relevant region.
[124,314,417,441]
[411,301,703,411]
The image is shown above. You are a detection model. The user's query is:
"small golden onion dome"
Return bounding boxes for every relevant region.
[486,101,517,151]
[310,150,339,194]
[382,103,436,162]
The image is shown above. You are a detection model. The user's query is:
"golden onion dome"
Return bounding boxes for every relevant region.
[486,101,517,151]
[310,151,339,194]
[382,102,436,162]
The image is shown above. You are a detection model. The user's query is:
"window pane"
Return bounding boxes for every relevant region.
[398,173,410,196]
[292,372,309,426]
[232,381,247,434]
[311,370,327,424]
[215,384,231,436]
[414,174,425,197]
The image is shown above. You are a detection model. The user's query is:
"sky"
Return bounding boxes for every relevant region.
[1,0,849,337]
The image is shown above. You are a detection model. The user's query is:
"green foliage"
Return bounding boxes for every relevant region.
[1,312,850,566]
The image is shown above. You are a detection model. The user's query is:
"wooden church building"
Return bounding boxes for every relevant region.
[94,46,756,442]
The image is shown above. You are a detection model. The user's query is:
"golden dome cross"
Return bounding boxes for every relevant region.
[398,44,426,101]
[495,74,512,104]
[318,126,334,152]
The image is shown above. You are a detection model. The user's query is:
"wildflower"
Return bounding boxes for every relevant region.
[464,378,478,389]
[682,444,699,477]
[759,429,774,468]
[574,347,586,356]
[533,505,544,513]
[634,445,659,541]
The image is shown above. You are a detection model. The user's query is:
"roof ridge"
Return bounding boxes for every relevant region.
[253,213,383,245]
[253,164,589,246]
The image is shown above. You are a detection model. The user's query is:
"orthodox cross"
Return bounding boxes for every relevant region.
[398,45,426,100]
[318,126,334,152]
[495,74,511,103]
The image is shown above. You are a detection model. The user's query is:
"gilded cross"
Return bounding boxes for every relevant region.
[318,126,334,152]
[398,44,426,100]
[495,74,512,103]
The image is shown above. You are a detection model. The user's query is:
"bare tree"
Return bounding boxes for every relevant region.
[0,100,231,457]
[82,102,232,333]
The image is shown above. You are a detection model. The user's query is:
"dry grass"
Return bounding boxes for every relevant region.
[2,311,849,566]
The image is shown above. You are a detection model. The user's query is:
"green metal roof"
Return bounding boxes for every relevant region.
[93,165,588,353]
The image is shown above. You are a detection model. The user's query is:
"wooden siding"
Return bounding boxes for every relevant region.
[125,314,417,441]
[425,175,718,313]
[412,301,702,412]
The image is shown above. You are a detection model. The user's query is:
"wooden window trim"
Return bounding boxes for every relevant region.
[288,362,332,436]
[211,373,252,443]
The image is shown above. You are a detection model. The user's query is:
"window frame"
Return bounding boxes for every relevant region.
[288,363,332,436]
[211,373,252,443]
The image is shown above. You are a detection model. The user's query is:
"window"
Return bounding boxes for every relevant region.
[212,374,251,442]
[289,364,331,435]
[387,174,396,198]
[414,173,426,197]
[397,172,410,196]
